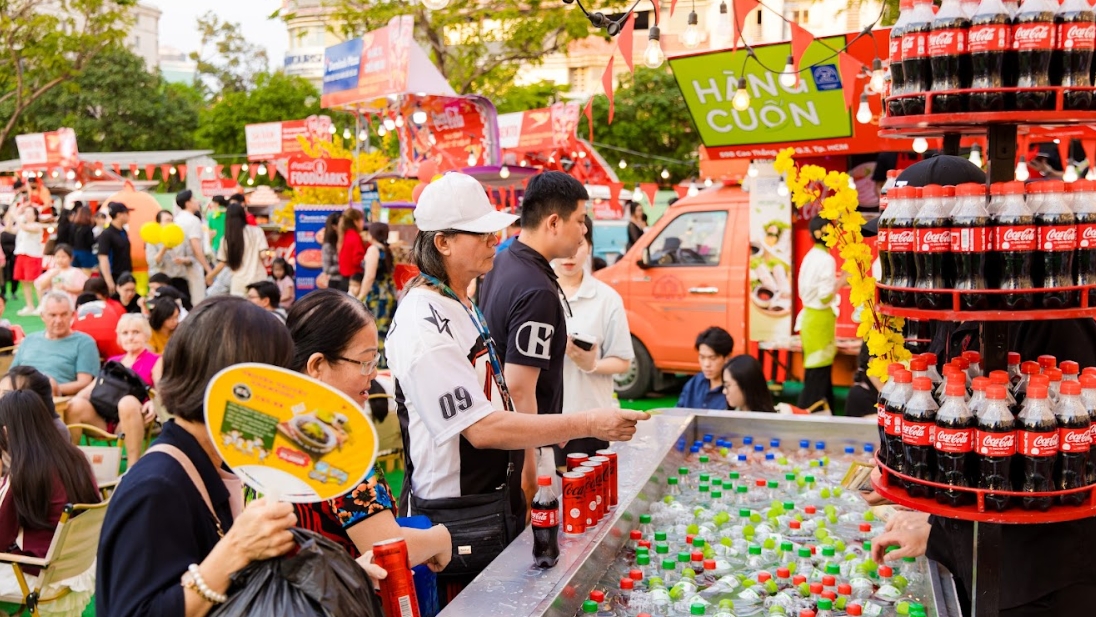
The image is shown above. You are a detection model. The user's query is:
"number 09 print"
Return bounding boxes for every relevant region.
[204,364,378,503]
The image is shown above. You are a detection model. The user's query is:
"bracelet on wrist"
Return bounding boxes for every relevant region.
[184,563,228,604]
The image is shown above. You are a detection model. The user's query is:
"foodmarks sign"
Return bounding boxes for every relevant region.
[286,156,352,188]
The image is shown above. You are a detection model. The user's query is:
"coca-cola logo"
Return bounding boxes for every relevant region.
[922,230,951,245]
[981,433,1015,449]
[1015,24,1052,42]
[1082,226,1096,241]
[904,423,929,437]
[1002,228,1036,242]
[928,31,957,47]
[1045,228,1077,243]
[891,230,915,243]
[936,430,970,446]
[969,28,997,44]
[1031,433,1060,450]
[1064,430,1091,446]
[1065,24,1096,42]
[562,483,585,500]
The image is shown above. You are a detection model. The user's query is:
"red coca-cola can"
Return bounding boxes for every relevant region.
[373,538,421,617]
[588,455,612,516]
[594,449,618,507]
[583,459,607,521]
[566,452,589,471]
[574,465,599,526]
[561,471,587,534]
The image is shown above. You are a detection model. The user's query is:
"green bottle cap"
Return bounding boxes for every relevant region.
[679,466,690,475]
[713,478,724,487]
[699,455,710,464]
[656,531,668,542]
[637,555,650,565]
[826,564,840,575]
[636,547,649,556]
[780,541,794,552]
[903,556,917,563]
[678,552,691,563]
[737,485,748,494]
[911,603,925,612]
[783,501,795,510]
[668,477,679,485]
[691,603,707,615]
[863,541,872,552]
[693,537,706,547]
[700,473,711,482]
[822,547,836,557]
[767,480,779,489]
[786,473,797,481]
[656,543,669,554]
[699,484,710,493]
[712,491,723,498]
[798,548,812,558]
[582,600,599,614]
[662,559,676,571]
[749,545,762,555]
[818,599,833,611]
[729,471,740,480]
[739,508,751,517]
[640,514,652,524]
[805,475,816,483]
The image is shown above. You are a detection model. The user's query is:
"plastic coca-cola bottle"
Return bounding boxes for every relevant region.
[992,181,1036,309]
[935,380,976,506]
[1062,360,1081,381]
[950,183,991,309]
[1008,351,1023,386]
[1047,367,1064,405]
[970,0,1015,111]
[970,375,991,418]
[1016,361,1041,407]
[1035,181,1078,307]
[1072,180,1096,306]
[885,369,914,474]
[1016,384,1059,511]
[984,183,1007,288]
[936,366,967,404]
[877,363,907,465]
[963,350,984,379]
[915,185,952,309]
[990,370,1020,414]
[902,0,937,115]
[930,0,973,112]
[1039,354,1058,370]
[1078,373,1096,485]
[889,0,915,117]
[1056,0,1095,110]
[887,186,919,307]
[976,384,1016,511]
[903,377,939,497]
[1055,380,1093,505]
[923,352,946,385]
[1014,0,1059,111]
[532,475,560,568]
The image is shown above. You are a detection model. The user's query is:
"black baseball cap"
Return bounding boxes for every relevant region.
[863,155,986,236]
[107,201,134,216]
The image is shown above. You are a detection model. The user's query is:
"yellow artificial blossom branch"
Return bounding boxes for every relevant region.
[775,148,912,380]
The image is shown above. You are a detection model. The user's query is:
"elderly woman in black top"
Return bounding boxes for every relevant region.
[95,296,299,617]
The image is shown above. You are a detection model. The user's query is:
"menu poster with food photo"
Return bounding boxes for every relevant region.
[747,162,794,343]
[205,364,378,503]
[294,205,346,299]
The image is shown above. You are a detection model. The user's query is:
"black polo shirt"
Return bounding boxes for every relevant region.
[97,224,132,281]
[479,238,567,416]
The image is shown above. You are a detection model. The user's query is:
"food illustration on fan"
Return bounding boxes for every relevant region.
[278,407,350,458]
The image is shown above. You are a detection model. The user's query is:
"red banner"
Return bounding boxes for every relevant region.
[15,128,79,170]
[245,115,333,162]
[286,156,352,188]
[201,178,242,198]
[399,96,496,175]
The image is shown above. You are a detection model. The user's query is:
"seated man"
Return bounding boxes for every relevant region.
[246,280,287,323]
[12,291,99,396]
[73,279,126,360]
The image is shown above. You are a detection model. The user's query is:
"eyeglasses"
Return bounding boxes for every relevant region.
[336,355,380,375]
[441,229,498,243]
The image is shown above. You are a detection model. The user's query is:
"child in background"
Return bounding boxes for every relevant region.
[272,257,295,309]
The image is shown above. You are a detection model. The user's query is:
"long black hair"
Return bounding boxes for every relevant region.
[722,355,776,413]
[0,390,100,529]
[5,367,57,417]
[323,212,340,248]
[368,222,394,274]
[286,289,375,373]
[223,202,247,271]
[147,292,180,332]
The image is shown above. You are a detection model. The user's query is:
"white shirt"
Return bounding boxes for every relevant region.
[387,285,510,500]
[216,226,269,296]
[797,245,838,311]
[562,272,634,413]
[14,217,43,257]
[174,209,205,269]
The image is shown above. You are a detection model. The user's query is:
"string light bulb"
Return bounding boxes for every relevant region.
[856,93,873,124]
[242,163,249,171]
[65,170,76,181]
[912,138,929,154]
[777,183,790,196]
[661,168,670,180]
[328,124,337,135]
[378,125,388,137]
[682,11,701,49]
[870,59,886,94]
[779,55,797,89]
[1064,164,1079,183]
[467,153,477,166]
[687,182,699,197]
[383,118,396,131]
[619,159,628,169]
[257,164,268,176]
[499,165,511,179]
[412,110,428,125]
[747,162,759,177]
[342,128,352,140]
[712,1,733,49]
[1015,157,1030,181]
[969,144,983,168]
[644,27,665,69]
[169,166,177,175]
[394,116,405,128]
[732,78,750,111]
[421,0,449,9]
[704,177,713,187]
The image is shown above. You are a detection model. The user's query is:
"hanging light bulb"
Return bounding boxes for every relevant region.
[969,144,983,168]
[747,162,759,177]
[644,27,665,69]
[1064,164,1079,183]
[358,129,368,141]
[856,93,873,124]
[65,170,76,181]
[383,118,396,131]
[257,164,268,176]
[241,163,249,171]
[912,137,929,154]
[777,183,790,197]
[520,160,528,167]
[619,159,628,169]
[499,165,511,179]
[687,182,699,197]
[394,116,405,128]
[1087,167,1096,181]
[412,109,428,125]
[247,177,255,186]
[94,168,102,177]
[328,124,337,135]
[712,1,733,49]
[779,55,797,89]
[169,166,177,176]
[342,128,352,140]
[1015,157,1031,182]
[74,181,82,189]
[378,125,388,137]
[870,59,886,94]
[732,78,750,111]
[660,168,670,180]
[682,11,702,49]
[467,153,477,166]
[421,0,449,9]
[578,151,587,158]
[704,177,713,187]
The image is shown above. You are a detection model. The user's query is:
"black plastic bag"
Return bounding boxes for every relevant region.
[211,528,384,617]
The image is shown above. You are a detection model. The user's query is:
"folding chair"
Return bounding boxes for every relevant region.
[67,424,124,499]
[0,500,108,616]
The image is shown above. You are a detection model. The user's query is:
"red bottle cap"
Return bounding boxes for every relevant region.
[793,574,807,585]
[1022,361,1041,375]
[955,357,970,370]
[1062,380,1082,396]
[1084,367,1096,378]
[1061,360,1080,375]
[686,534,695,545]
[859,523,872,532]
[1039,355,1057,369]
[1031,374,1050,387]
[963,350,981,363]
[946,381,967,397]
[847,605,863,616]
[538,475,552,486]
[895,369,913,384]
[629,568,644,581]
[823,590,838,600]
[943,185,956,197]
[590,590,605,602]
[810,583,824,594]
[1008,352,1021,364]
[790,520,802,529]
[777,567,791,578]
[910,357,928,372]
[888,362,905,375]
[805,505,817,514]
[956,183,985,197]
[987,385,1007,400]
[756,479,766,487]
[800,611,816,617]
[638,540,651,549]
[691,551,704,561]
[822,575,837,586]
[890,186,916,199]
[922,184,945,198]
[1028,385,1049,400]
[838,583,853,595]
[1081,374,1096,389]
[704,559,716,570]
[913,377,933,391]
[1046,368,1063,382]
[630,530,643,540]
[878,565,894,578]
[1044,180,1066,193]
[921,352,938,365]
[758,571,772,583]
[620,578,634,590]
[971,376,989,392]
[989,370,1008,383]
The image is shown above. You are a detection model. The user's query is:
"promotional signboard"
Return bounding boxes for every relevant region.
[359,180,380,219]
[245,115,333,161]
[398,95,499,175]
[205,364,377,503]
[286,155,352,188]
[294,205,346,299]
[16,128,79,170]
[321,16,414,108]
[747,164,794,343]
[200,178,242,198]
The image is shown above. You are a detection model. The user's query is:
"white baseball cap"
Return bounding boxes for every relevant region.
[414,172,519,233]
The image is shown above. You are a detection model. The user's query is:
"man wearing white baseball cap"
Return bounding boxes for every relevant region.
[387,173,649,588]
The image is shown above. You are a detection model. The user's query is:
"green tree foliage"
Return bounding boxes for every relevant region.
[195,72,323,155]
[490,81,567,114]
[189,11,270,95]
[295,0,593,95]
[589,68,700,185]
[0,0,134,149]
[12,46,203,152]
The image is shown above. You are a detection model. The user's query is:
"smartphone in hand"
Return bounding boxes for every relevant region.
[571,333,596,351]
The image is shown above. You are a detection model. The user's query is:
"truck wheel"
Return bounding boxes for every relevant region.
[614,336,654,400]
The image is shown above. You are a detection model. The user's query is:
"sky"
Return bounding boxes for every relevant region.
[144,0,288,69]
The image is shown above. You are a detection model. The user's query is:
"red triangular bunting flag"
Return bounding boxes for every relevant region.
[673,185,690,199]
[160,165,171,180]
[1059,140,1071,172]
[583,99,594,143]
[732,0,760,50]
[231,164,242,179]
[608,181,624,211]
[145,165,155,180]
[249,165,258,180]
[214,165,224,178]
[618,12,636,73]
[112,163,121,177]
[129,164,138,176]
[640,182,659,206]
[789,23,815,84]
[839,52,865,110]
[1084,140,1096,172]
[178,165,187,182]
[602,56,616,124]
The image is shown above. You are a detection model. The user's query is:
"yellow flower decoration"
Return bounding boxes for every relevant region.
[776,148,912,381]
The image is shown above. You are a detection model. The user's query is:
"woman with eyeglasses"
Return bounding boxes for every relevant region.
[284,289,453,571]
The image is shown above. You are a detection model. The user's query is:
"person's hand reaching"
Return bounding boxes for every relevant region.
[583,409,651,442]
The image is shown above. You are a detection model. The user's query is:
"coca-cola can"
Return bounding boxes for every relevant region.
[373,538,421,617]
[589,454,613,512]
[561,471,587,534]
[584,459,608,521]
[594,449,618,507]
[574,465,599,526]
[566,452,589,471]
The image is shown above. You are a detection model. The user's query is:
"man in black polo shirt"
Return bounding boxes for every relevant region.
[479,171,590,508]
[97,202,133,296]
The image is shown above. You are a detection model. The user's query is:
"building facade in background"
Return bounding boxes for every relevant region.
[126,2,162,69]
[158,46,199,85]
[281,0,344,89]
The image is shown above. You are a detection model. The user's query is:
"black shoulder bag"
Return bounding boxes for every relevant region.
[89,360,150,422]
